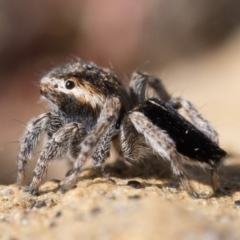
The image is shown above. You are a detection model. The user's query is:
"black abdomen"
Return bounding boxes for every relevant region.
[136,98,227,168]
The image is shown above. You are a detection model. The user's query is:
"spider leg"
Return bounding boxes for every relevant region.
[62,97,121,191]
[169,97,222,193]
[129,71,171,105]
[169,97,219,143]
[91,120,117,167]
[17,112,63,186]
[28,122,86,194]
[128,111,199,198]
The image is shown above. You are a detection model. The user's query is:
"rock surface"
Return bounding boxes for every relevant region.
[0,158,240,240]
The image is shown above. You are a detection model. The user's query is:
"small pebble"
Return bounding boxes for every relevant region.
[127,180,141,189]
[91,207,101,215]
[167,182,179,189]
[234,200,240,206]
[50,179,61,183]
[108,178,116,183]
[49,222,57,228]
[55,211,62,218]
[128,195,141,200]
[35,200,46,208]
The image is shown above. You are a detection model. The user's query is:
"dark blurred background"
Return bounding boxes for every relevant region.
[1,0,240,184]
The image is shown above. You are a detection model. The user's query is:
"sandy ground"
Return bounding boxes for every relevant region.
[0,30,240,240]
[0,157,240,240]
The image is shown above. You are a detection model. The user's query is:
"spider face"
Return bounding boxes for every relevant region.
[17,59,226,197]
[41,65,107,109]
[40,61,129,128]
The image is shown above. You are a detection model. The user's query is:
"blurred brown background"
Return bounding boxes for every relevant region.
[0,0,240,184]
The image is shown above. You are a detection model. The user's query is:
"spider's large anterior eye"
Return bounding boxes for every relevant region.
[65,80,75,89]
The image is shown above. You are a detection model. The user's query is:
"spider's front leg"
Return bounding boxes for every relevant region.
[91,120,117,168]
[17,112,63,186]
[62,97,121,191]
[28,122,87,194]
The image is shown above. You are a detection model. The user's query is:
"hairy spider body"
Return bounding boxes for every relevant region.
[17,59,226,197]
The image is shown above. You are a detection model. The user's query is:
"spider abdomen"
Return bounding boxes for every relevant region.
[135,98,227,168]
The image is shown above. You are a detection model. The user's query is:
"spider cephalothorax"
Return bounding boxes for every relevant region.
[17,59,226,197]
[40,60,130,129]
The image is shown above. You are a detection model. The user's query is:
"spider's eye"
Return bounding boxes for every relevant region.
[65,80,75,90]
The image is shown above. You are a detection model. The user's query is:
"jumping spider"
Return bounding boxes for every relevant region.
[17,59,227,197]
